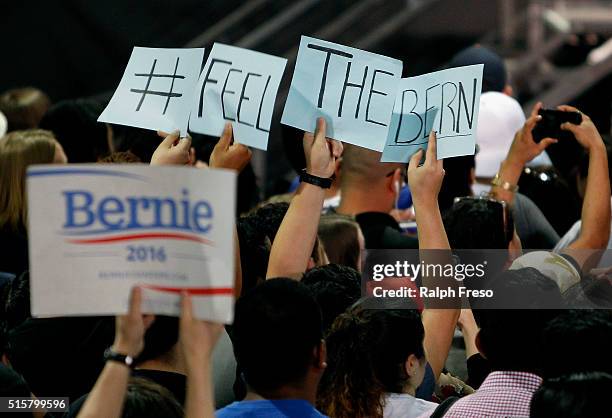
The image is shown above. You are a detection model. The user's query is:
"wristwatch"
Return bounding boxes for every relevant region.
[104,347,134,368]
[299,169,334,189]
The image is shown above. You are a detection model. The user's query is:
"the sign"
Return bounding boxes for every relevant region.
[381,64,484,162]
[189,43,287,150]
[27,165,236,323]
[99,47,205,136]
[281,36,403,151]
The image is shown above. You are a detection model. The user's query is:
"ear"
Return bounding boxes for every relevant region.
[387,168,401,194]
[404,353,419,377]
[307,257,316,271]
[314,339,327,370]
[1,353,11,367]
[475,330,486,359]
[503,85,514,97]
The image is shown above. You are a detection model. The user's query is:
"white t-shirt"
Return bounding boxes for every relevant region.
[383,393,437,418]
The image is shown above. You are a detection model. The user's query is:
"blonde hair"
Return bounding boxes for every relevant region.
[0,129,56,230]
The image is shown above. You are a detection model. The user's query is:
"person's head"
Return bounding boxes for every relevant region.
[530,372,612,418]
[541,310,612,378]
[339,143,404,214]
[122,377,184,418]
[518,166,580,235]
[98,151,142,164]
[318,214,365,271]
[39,99,111,163]
[302,264,362,334]
[319,308,426,418]
[232,278,325,399]
[475,268,563,374]
[135,316,180,369]
[443,196,517,250]
[474,92,526,180]
[0,87,51,131]
[448,45,510,94]
[0,129,66,231]
[438,154,476,212]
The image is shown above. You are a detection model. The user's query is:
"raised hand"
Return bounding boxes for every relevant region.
[179,291,224,371]
[558,105,606,152]
[407,130,445,207]
[506,102,557,167]
[150,130,192,166]
[303,117,343,178]
[209,123,252,172]
[112,287,155,358]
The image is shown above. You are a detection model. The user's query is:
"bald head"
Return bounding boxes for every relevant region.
[341,143,403,188]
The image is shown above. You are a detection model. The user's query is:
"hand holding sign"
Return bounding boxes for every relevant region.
[303,117,343,178]
[408,131,445,207]
[209,122,253,172]
[112,287,156,358]
[150,130,193,165]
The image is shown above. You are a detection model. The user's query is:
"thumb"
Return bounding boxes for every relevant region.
[175,136,192,152]
[539,138,558,150]
[408,149,424,170]
[160,130,180,148]
[218,123,233,150]
[561,122,579,134]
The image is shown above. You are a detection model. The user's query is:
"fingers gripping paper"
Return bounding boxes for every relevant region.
[189,43,287,151]
[381,64,484,162]
[27,165,236,323]
[98,47,205,136]
[281,36,403,152]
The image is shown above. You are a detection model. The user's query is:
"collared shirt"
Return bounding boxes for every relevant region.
[354,212,418,249]
[442,371,542,418]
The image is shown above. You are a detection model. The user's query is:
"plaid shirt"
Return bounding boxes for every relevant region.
[442,371,542,418]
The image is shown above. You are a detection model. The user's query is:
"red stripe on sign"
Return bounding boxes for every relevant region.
[67,232,213,245]
[142,285,234,295]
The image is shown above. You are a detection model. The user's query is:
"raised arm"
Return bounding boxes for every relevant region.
[77,287,154,418]
[407,131,459,381]
[209,123,252,297]
[266,118,342,279]
[180,292,224,418]
[558,106,610,269]
[490,102,557,205]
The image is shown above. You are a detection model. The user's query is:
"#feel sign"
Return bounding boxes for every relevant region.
[282,36,403,151]
[27,165,236,323]
[189,43,287,150]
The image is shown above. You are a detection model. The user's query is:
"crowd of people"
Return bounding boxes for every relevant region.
[0,44,612,418]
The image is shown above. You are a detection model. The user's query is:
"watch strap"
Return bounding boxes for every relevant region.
[104,347,134,368]
[299,169,333,189]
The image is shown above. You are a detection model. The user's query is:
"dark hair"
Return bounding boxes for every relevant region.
[443,197,514,249]
[0,87,51,131]
[448,45,507,93]
[541,310,612,378]
[98,151,142,163]
[2,271,30,330]
[231,278,322,393]
[302,264,362,334]
[123,377,183,418]
[318,214,362,270]
[476,268,562,373]
[0,364,34,418]
[530,372,612,418]
[518,166,580,235]
[318,308,425,418]
[135,316,179,365]
[438,155,475,212]
[39,99,110,162]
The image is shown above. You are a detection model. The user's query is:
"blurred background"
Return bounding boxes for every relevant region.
[4,0,612,197]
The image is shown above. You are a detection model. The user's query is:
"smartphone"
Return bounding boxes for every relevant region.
[532,109,582,143]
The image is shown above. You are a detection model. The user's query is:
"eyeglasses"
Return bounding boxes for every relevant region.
[453,194,513,244]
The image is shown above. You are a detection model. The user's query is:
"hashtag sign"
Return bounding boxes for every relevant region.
[130,57,186,115]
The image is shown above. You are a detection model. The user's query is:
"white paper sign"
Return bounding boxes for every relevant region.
[281,36,403,151]
[189,43,287,150]
[99,47,205,136]
[27,165,236,323]
[381,64,484,162]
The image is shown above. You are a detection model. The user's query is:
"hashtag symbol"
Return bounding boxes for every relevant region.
[130,57,186,115]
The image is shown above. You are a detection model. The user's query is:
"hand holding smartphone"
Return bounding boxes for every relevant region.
[532,109,582,143]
